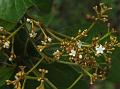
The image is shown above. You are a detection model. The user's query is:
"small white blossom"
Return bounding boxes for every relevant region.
[2,35,5,39]
[53,50,61,60]
[3,41,10,49]
[69,49,76,57]
[27,18,32,23]
[53,50,60,56]
[37,45,46,52]
[78,29,81,32]
[0,26,4,31]
[77,41,83,48]
[41,41,47,45]
[95,44,105,54]
[9,57,13,61]
[79,54,82,59]
[8,54,16,61]
[47,37,52,42]
[29,31,37,38]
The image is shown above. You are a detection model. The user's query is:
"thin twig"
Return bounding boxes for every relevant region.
[67,73,83,89]
[49,28,71,39]
[45,28,63,41]
[22,79,27,89]
[26,57,44,75]
[25,76,39,80]
[45,78,58,89]
[99,32,111,41]
[7,23,25,40]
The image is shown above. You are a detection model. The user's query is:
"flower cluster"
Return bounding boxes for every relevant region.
[6,66,26,89]
[26,18,38,38]
[93,3,112,22]
[3,3,120,89]
[26,18,52,52]
[51,3,120,84]
[86,3,112,22]
[29,30,37,38]
[37,36,52,52]
[53,50,62,60]
[60,27,120,83]
[0,27,10,49]
[9,52,16,61]
[6,66,48,89]
[36,69,48,89]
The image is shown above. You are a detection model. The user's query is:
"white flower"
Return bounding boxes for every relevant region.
[76,41,83,48]
[95,44,105,54]
[0,26,3,31]
[79,54,82,59]
[37,45,46,52]
[9,57,13,61]
[8,54,16,61]
[0,26,3,29]
[78,29,81,32]
[47,37,52,42]
[53,50,61,60]
[27,18,32,23]
[29,31,37,38]
[53,50,60,56]
[41,41,47,45]
[3,41,10,49]
[69,49,76,57]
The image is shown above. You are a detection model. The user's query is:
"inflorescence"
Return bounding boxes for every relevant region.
[0,3,119,89]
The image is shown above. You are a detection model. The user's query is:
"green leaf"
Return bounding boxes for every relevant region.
[26,0,52,25]
[101,0,115,6]
[0,0,32,31]
[0,67,14,87]
[40,63,88,89]
[107,49,120,83]
[31,0,52,13]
